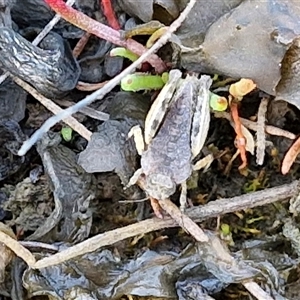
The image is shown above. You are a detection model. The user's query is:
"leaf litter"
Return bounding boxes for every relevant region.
[1,0,300,299]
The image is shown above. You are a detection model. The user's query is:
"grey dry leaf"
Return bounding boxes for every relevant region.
[179,0,300,96]
[0,222,16,282]
[116,0,179,23]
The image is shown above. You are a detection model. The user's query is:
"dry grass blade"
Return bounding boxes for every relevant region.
[76,80,108,91]
[54,99,109,121]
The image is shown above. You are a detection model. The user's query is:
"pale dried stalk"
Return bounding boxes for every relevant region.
[0,231,36,267]
[54,99,109,121]
[243,281,274,300]
[256,97,269,165]
[76,80,108,91]
[18,0,198,155]
[13,76,92,141]
[159,199,209,242]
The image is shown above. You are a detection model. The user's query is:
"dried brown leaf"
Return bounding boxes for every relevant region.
[282,136,300,175]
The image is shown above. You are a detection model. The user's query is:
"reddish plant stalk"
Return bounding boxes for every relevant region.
[44,0,166,72]
[101,0,120,30]
[231,101,248,170]
[72,32,91,58]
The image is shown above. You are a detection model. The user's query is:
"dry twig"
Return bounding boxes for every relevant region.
[54,99,109,121]
[256,97,269,165]
[13,76,92,141]
[159,199,209,242]
[32,181,297,269]
[214,112,296,140]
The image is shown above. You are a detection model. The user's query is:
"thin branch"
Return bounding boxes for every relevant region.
[256,97,269,165]
[18,0,197,156]
[214,111,296,140]
[54,99,109,121]
[13,76,92,141]
[72,32,91,58]
[32,180,297,269]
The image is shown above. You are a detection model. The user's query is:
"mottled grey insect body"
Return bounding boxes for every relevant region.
[141,79,196,200]
[127,70,212,207]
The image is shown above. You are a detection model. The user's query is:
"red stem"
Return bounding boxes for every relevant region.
[101,0,120,30]
[44,0,166,72]
[231,101,247,170]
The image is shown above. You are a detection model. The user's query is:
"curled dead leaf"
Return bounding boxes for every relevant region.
[281,136,300,175]
[241,124,255,155]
